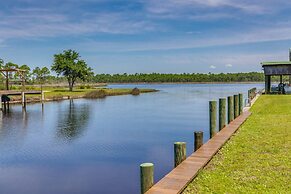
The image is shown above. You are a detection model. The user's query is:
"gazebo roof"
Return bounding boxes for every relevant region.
[261,61,291,66]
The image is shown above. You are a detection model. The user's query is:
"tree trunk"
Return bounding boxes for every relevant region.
[68,78,73,91]
[69,83,73,91]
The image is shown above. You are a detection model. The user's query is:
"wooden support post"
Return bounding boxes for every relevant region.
[140,163,154,194]
[209,101,217,138]
[219,98,226,131]
[21,92,26,108]
[227,96,234,123]
[234,95,239,118]
[289,49,291,84]
[239,93,243,115]
[0,95,2,111]
[247,89,251,105]
[265,75,271,94]
[174,142,186,167]
[194,131,203,151]
[41,91,45,102]
[3,101,6,112]
[5,71,9,90]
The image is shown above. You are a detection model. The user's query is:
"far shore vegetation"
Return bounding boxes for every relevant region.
[1,50,287,88]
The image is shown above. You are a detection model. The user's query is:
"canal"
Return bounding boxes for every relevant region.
[0,83,263,194]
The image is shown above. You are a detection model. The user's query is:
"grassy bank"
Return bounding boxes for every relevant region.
[183,95,290,193]
[8,86,157,102]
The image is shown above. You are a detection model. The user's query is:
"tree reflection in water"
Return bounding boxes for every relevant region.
[56,99,90,140]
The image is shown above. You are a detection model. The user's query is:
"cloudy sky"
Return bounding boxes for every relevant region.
[1,0,291,74]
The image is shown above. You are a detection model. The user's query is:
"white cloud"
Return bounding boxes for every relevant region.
[225,64,232,67]
[0,9,157,41]
[210,65,216,69]
[145,0,291,16]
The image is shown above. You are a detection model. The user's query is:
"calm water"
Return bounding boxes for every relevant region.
[0,83,263,194]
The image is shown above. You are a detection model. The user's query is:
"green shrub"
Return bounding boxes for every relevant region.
[131,87,140,95]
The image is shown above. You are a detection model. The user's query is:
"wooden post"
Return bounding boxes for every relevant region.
[194,131,203,151]
[265,75,271,94]
[174,142,186,167]
[239,93,243,115]
[234,95,239,118]
[219,98,226,131]
[21,92,26,108]
[248,90,252,106]
[5,71,9,90]
[0,95,2,111]
[41,91,45,102]
[289,48,291,85]
[209,101,217,138]
[3,101,6,112]
[227,96,234,123]
[140,163,154,194]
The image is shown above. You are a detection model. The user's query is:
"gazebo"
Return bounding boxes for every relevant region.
[261,50,291,94]
[0,68,27,90]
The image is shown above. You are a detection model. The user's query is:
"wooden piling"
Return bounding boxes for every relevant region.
[234,95,239,118]
[194,131,203,151]
[140,163,154,194]
[3,101,6,112]
[0,95,2,111]
[41,91,45,102]
[219,98,226,131]
[265,75,271,94]
[21,92,26,108]
[174,142,186,167]
[227,96,234,123]
[239,93,243,115]
[209,101,217,138]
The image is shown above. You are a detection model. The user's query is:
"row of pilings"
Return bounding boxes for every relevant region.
[139,88,258,194]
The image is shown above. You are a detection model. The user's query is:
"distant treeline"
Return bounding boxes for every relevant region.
[93,72,267,83]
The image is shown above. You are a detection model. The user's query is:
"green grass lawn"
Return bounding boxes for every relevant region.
[183,95,291,193]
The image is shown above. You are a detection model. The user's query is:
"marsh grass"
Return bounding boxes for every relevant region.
[8,87,157,101]
[84,89,107,98]
[183,95,291,193]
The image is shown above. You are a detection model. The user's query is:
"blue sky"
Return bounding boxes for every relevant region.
[1,0,291,74]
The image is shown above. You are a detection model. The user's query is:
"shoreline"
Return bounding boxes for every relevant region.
[106,82,264,85]
[6,88,158,106]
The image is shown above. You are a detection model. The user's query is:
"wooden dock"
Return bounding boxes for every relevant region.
[146,111,251,194]
[0,90,43,110]
[0,90,42,95]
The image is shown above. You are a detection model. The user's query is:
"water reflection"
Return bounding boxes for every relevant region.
[0,84,263,194]
[56,99,90,140]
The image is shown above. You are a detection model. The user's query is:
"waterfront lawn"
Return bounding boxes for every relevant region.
[183,95,291,193]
